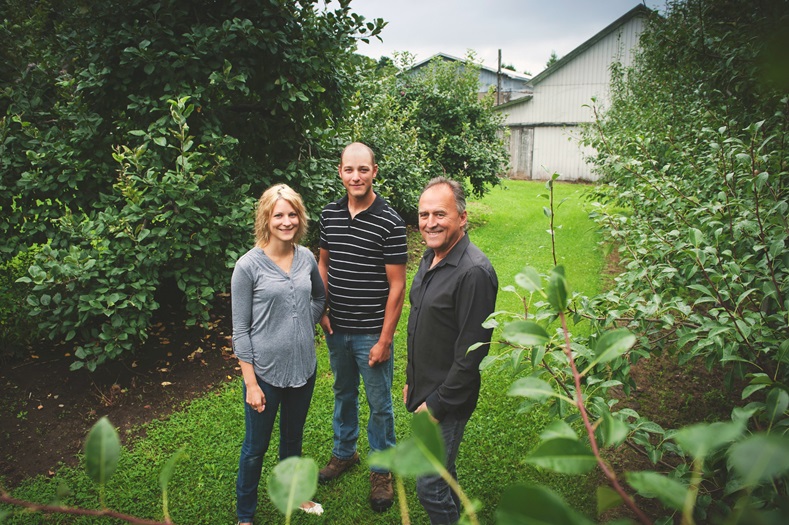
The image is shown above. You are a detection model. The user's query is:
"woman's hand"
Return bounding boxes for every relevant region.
[246,383,266,413]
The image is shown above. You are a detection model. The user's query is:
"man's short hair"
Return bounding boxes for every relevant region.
[340,142,376,165]
[423,176,466,215]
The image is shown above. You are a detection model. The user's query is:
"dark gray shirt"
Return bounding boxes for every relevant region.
[231,245,326,388]
[405,234,498,421]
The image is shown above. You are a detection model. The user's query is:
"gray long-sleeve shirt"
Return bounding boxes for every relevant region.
[231,245,326,388]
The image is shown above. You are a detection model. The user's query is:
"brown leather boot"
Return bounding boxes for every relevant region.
[318,452,360,483]
[369,471,394,512]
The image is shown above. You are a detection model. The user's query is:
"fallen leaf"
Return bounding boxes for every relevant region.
[144,405,151,409]
[167,352,172,357]
[131,361,138,368]
[161,381,172,387]
[64,353,71,357]
[37,404,43,410]
[31,355,39,359]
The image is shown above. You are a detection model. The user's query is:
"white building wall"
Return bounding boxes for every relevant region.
[531,126,597,181]
[502,15,645,126]
[497,12,645,180]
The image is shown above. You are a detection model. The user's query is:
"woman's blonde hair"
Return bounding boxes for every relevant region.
[254,184,308,246]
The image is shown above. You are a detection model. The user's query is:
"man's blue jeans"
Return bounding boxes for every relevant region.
[325,331,395,472]
[416,414,469,525]
[236,371,316,522]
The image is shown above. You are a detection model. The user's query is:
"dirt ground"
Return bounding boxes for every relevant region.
[0,293,238,488]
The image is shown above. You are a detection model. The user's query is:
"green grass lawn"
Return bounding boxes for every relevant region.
[3,180,604,524]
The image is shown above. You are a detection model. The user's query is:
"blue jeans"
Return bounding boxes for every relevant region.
[236,371,316,522]
[416,414,469,525]
[325,331,395,472]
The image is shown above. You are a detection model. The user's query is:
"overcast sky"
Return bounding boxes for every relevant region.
[342,0,665,77]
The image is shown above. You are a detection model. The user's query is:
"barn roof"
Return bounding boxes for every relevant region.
[408,52,531,82]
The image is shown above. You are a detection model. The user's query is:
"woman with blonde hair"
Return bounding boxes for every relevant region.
[232,184,326,523]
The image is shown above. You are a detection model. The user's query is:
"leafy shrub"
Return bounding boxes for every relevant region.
[0,243,44,358]
[573,0,789,521]
[17,98,253,371]
[395,51,509,200]
[0,1,384,368]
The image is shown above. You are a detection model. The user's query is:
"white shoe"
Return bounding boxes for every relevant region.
[300,501,324,516]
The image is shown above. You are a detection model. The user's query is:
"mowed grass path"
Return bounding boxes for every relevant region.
[4,180,603,524]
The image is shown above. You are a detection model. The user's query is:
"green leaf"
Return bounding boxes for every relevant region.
[158,447,185,490]
[728,434,789,486]
[626,471,687,510]
[525,438,597,474]
[515,266,543,293]
[153,136,167,147]
[765,387,789,423]
[496,483,595,525]
[412,410,444,462]
[267,456,318,515]
[539,420,578,441]
[84,416,121,485]
[600,412,630,447]
[546,266,569,311]
[467,341,486,354]
[582,329,636,375]
[673,419,745,459]
[689,228,704,247]
[596,485,623,515]
[508,377,555,402]
[369,412,445,478]
[502,320,550,347]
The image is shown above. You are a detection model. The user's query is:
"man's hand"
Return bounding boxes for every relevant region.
[368,340,391,367]
[416,401,437,422]
[246,384,266,413]
[403,384,408,404]
[320,314,333,336]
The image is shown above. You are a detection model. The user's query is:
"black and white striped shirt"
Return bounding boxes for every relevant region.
[319,194,407,333]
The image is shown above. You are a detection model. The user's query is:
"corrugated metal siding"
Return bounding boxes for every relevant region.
[531,126,597,181]
[497,13,645,181]
[501,15,645,126]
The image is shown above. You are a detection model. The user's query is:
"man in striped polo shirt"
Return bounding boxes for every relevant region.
[317,142,407,512]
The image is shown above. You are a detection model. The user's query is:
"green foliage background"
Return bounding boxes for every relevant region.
[0,1,509,368]
[573,0,789,521]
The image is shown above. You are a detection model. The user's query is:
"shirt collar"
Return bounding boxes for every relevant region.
[423,232,469,269]
[337,193,384,215]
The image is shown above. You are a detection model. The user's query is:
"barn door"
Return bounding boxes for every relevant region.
[507,126,534,179]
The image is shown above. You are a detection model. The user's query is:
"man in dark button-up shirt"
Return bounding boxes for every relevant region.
[404,177,498,525]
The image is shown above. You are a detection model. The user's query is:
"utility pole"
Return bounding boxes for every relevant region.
[497,49,502,106]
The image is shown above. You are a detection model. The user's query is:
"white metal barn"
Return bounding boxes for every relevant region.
[495,4,650,181]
